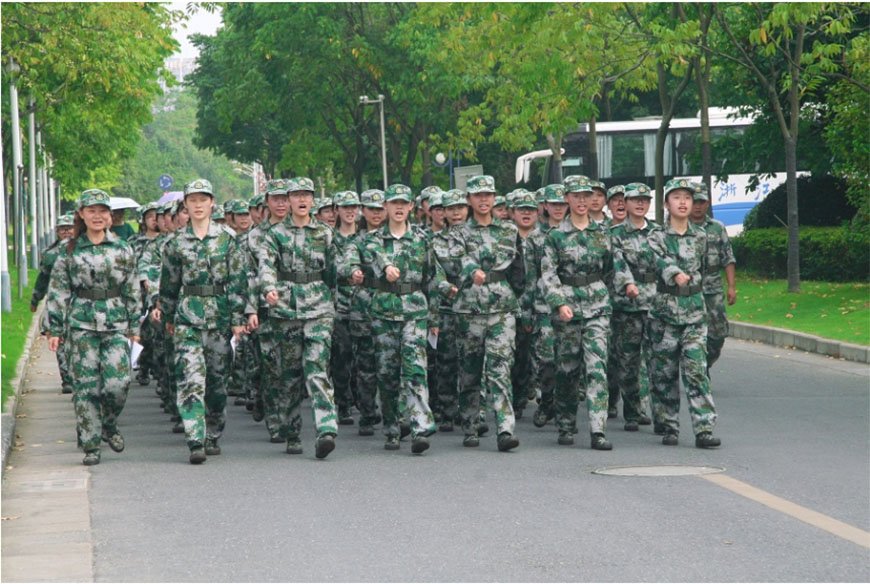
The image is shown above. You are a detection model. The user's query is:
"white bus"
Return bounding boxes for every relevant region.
[515,107,800,235]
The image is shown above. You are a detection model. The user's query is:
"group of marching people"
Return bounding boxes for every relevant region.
[34,172,735,466]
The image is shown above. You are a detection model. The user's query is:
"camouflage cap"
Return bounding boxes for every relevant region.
[624,182,653,199]
[333,190,361,207]
[419,185,443,202]
[156,202,169,216]
[184,178,214,198]
[266,178,289,192]
[266,181,290,197]
[591,180,607,193]
[289,177,315,193]
[360,189,386,209]
[544,184,566,203]
[564,175,593,193]
[78,189,111,209]
[535,187,546,204]
[664,177,694,199]
[465,175,496,195]
[606,185,626,202]
[428,191,444,208]
[211,204,225,220]
[231,200,250,214]
[223,199,237,213]
[385,183,413,203]
[315,194,335,212]
[250,194,265,208]
[691,181,710,202]
[442,189,467,208]
[513,190,538,210]
[493,195,507,207]
[56,213,75,227]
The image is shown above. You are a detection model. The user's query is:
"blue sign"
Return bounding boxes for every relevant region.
[158,174,174,190]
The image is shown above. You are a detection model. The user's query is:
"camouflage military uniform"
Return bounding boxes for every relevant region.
[696,216,735,369]
[229,227,261,408]
[259,215,339,446]
[47,231,140,457]
[330,229,359,423]
[160,222,247,453]
[32,236,74,392]
[449,215,524,441]
[431,223,461,427]
[358,221,447,442]
[541,218,613,439]
[647,221,718,439]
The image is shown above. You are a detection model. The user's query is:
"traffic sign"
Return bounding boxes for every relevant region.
[158,174,174,190]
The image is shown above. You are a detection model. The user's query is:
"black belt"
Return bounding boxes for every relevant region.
[630,269,657,284]
[278,270,324,283]
[183,284,225,296]
[362,275,378,289]
[660,283,702,297]
[376,281,423,295]
[485,270,507,283]
[76,287,121,300]
[559,273,602,287]
[446,275,460,286]
[258,307,269,319]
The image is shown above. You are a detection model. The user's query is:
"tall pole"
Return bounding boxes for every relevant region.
[252,162,260,196]
[0,141,12,312]
[8,58,23,271]
[28,97,39,265]
[378,94,387,189]
[39,136,49,249]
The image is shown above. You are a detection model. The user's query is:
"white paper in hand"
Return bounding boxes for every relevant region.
[428,329,438,350]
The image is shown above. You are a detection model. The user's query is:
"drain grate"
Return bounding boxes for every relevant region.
[593,465,725,477]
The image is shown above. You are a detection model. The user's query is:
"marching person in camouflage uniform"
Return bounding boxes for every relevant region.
[603,185,625,419]
[259,177,339,459]
[422,188,446,418]
[349,184,449,453]
[47,190,141,466]
[541,177,614,450]
[226,199,257,408]
[33,213,76,394]
[609,183,658,431]
[315,194,337,229]
[510,190,540,418]
[132,202,161,386]
[449,175,523,451]
[158,179,248,464]
[587,179,609,226]
[606,185,627,227]
[647,178,720,449]
[690,182,737,373]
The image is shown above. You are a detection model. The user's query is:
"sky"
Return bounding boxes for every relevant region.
[169,1,223,59]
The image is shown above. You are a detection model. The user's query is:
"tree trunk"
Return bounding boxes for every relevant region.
[546,132,563,184]
[785,136,800,293]
[588,117,598,180]
[421,142,432,187]
[654,123,668,224]
[696,61,713,216]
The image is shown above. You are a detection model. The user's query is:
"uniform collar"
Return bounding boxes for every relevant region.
[77,229,117,248]
[557,217,600,233]
[469,216,502,229]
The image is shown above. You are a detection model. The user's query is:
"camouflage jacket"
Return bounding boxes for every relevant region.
[331,231,359,315]
[244,221,276,316]
[47,231,141,337]
[521,226,552,320]
[694,217,736,295]
[160,222,247,330]
[337,229,376,322]
[610,220,660,313]
[647,222,708,325]
[448,216,525,315]
[431,226,461,316]
[259,218,336,321]
[541,218,612,320]
[31,239,65,307]
[356,223,448,323]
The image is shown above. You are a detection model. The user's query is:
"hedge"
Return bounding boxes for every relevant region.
[743,174,856,231]
[731,226,870,282]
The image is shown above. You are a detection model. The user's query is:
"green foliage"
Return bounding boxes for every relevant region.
[114,89,253,205]
[1,3,181,196]
[743,174,856,230]
[732,226,870,282]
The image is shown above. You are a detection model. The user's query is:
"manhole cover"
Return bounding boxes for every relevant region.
[593,465,725,477]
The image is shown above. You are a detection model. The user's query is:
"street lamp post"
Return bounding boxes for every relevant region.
[360,94,388,189]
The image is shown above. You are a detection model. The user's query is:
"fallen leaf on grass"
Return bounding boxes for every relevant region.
[790,302,797,309]
[820,314,827,318]
[785,313,794,318]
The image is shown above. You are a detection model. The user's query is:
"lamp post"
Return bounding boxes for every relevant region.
[360,94,388,189]
[434,151,462,190]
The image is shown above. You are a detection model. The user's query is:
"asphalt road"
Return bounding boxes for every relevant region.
[6,337,869,582]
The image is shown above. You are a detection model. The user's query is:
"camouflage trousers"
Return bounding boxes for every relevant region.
[373,318,436,439]
[173,325,230,450]
[609,311,648,423]
[58,329,74,391]
[330,315,356,415]
[647,318,717,436]
[531,313,556,415]
[704,293,728,369]
[162,328,180,418]
[434,312,460,421]
[512,321,534,413]
[229,332,259,400]
[264,317,338,440]
[68,329,131,453]
[552,314,610,435]
[136,316,155,381]
[255,317,284,439]
[457,313,516,437]
[349,319,380,426]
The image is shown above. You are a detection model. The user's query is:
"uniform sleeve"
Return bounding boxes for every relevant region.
[324,236,338,289]
[259,230,280,296]
[244,235,261,316]
[30,250,55,306]
[519,239,538,327]
[648,231,683,285]
[361,235,381,279]
[227,237,249,325]
[454,228,481,286]
[338,236,362,280]
[121,246,142,334]
[719,226,736,267]
[159,239,182,326]
[611,232,635,294]
[46,246,72,337]
[507,231,526,298]
[425,239,448,323]
[540,232,570,311]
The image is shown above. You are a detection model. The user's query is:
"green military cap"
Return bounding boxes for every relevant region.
[442,189,467,207]
[606,185,625,202]
[78,189,111,209]
[56,213,75,227]
[333,190,361,206]
[514,190,538,210]
[250,194,265,208]
[155,202,168,215]
[222,199,236,213]
[360,189,386,209]
[266,178,288,192]
[564,175,593,193]
[211,204,225,220]
[231,200,250,214]
[535,187,546,204]
[493,195,507,207]
[544,184,566,203]
[419,185,443,202]
[289,177,315,193]
[315,194,335,212]
[691,181,710,202]
[664,177,694,198]
[266,182,290,197]
[184,178,214,198]
[171,200,184,215]
[591,179,607,193]
[624,182,652,199]
[385,183,413,203]
[429,191,444,208]
[466,175,496,194]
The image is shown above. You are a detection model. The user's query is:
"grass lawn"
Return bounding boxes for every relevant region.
[1,268,38,412]
[730,271,870,346]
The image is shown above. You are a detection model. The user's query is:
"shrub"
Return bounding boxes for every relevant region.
[731,226,870,282]
[744,174,857,231]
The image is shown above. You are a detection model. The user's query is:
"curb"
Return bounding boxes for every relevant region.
[1,306,44,470]
[729,321,870,364]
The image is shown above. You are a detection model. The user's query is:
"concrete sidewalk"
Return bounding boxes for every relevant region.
[1,335,93,582]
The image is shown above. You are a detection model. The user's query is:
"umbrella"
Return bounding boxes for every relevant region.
[109,197,141,211]
[158,191,184,204]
